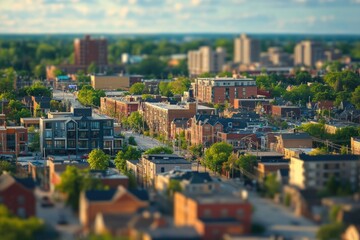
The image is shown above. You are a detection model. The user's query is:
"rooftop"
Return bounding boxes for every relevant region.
[143,154,190,165]
[278,132,312,140]
[184,190,249,204]
[146,102,213,111]
[296,153,360,162]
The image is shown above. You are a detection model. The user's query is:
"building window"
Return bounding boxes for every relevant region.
[78,140,88,148]
[17,196,25,205]
[17,208,26,218]
[45,122,52,129]
[45,140,52,147]
[236,209,244,218]
[221,209,228,217]
[104,129,113,136]
[45,130,52,138]
[91,140,98,148]
[67,140,76,148]
[91,122,100,129]
[54,140,65,149]
[79,132,88,138]
[67,122,75,130]
[67,131,75,139]
[92,131,99,138]
[160,167,165,173]
[79,121,88,129]
[204,209,212,218]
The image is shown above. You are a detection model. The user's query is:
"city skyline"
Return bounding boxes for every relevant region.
[1,0,360,34]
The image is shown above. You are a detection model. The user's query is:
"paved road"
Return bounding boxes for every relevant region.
[35,188,81,240]
[53,90,83,108]
[123,131,165,150]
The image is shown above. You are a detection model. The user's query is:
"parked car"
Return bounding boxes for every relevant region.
[41,196,54,207]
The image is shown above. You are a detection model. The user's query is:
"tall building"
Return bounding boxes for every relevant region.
[193,76,257,104]
[294,40,325,67]
[234,34,260,64]
[39,107,123,156]
[74,35,108,67]
[188,46,226,76]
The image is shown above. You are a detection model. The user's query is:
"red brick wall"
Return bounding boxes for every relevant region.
[0,183,35,217]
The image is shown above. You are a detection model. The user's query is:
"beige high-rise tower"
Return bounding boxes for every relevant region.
[188,46,226,76]
[234,34,260,64]
[294,40,325,67]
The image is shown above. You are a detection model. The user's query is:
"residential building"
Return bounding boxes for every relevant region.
[294,41,325,67]
[343,225,360,240]
[189,115,226,147]
[100,97,139,121]
[0,173,36,218]
[170,118,189,140]
[289,154,360,190]
[138,154,192,188]
[74,35,108,67]
[271,105,301,118]
[352,137,360,154]
[275,133,313,154]
[233,99,271,110]
[284,147,314,159]
[257,160,289,177]
[20,117,40,129]
[155,170,217,195]
[79,186,149,230]
[188,46,226,76]
[217,131,258,150]
[0,114,5,126]
[174,190,252,240]
[193,76,257,104]
[324,122,360,135]
[39,107,123,156]
[91,74,142,90]
[260,47,291,67]
[143,102,214,139]
[234,34,260,64]
[0,126,28,156]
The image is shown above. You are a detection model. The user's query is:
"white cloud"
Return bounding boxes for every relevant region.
[191,0,201,6]
[174,3,183,11]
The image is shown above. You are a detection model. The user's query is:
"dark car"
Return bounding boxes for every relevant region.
[41,196,54,207]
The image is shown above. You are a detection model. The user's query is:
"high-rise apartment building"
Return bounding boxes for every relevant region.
[188,46,226,76]
[74,35,108,67]
[294,40,325,67]
[234,34,260,64]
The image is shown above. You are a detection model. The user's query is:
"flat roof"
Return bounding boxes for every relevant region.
[198,77,254,81]
[247,151,284,157]
[146,102,213,110]
[185,190,248,204]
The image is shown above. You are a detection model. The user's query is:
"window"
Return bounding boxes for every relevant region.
[67,140,76,148]
[92,131,99,138]
[104,141,112,148]
[203,209,212,218]
[45,140,52,147]
[79,132,88,138]
[160,167,165,173]
[67,122,75,130]
[17,196,25,205]
[104,120,112,127]
[45,130,52,138]
[114,140,122,148]
[55,122,65,130]
[54,140,65,149]
[91,140,98,148]
[67,131,75,139]
[17,208,26,218]
[236,209,244,217]
[91,121,100,129]
[78,140,88,148]
[104,129,113,136]
[79,121,88,129]
[221,209,228,217]
[45,122,52,129]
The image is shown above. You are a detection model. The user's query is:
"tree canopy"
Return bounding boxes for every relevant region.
[144,146,174,154]
[87,149,110,170]
[204,142,233,174]
[129,82,145,95]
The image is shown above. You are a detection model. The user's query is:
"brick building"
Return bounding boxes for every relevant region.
[271,105,301,118]
[174,191,252,240]
[100,97,139,121]
[216,131,258,150]
[193,76,257,104]
[74,35,108,68]
[275,133,313,154]
[143,102,214,139]
[79,186,149,230]
[0,173,36,218]
[0,126,28,156]
[351,137,360,155]
[91,74,142,90]
[233,99,270,110]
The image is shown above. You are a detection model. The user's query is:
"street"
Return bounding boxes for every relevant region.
[123,130,165,150]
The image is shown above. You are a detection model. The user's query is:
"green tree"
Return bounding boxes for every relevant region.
[129,82,145,95]
[204,142,233,174]
[128,136,137,146]
[0,161,16,174]
[57,166,105,211]
[189,144,203,160]
[198,72,216,78]
[26,81,52,97]
[0,68,15,94]
[114,145,141,173]
[144,146,173,154]
[217,71,232,77]
[351,85,360,109]
[237,154,257,173]
[127,111,144,133]
[87,149,110,170]
[295,71,311,84]
[264,173,280,198]
[0,205,44,240]
[87,62,97,74]
[33,64,46,79]
[316,223,345,240]
[159,82,172,97]
[167,179,182,196]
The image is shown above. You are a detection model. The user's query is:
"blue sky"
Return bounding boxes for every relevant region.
[1,0,360,34]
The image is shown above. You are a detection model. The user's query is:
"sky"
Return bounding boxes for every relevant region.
[0,0,360,34]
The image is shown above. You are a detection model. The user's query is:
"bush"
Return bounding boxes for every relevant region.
[128,136,137,146]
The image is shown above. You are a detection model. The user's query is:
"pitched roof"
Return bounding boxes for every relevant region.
[0,174,35,191]
[85,189,117,201]
[129,189,149,201]
[279,132,311,140]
